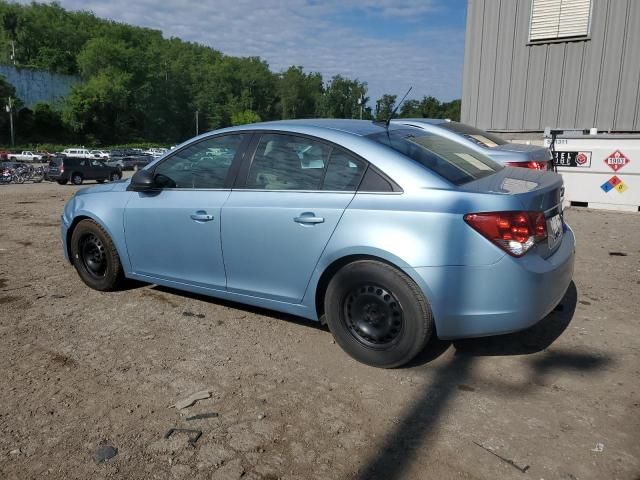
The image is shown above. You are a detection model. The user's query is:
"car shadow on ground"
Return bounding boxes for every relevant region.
[351,281,615,480]
[150,284,328,331]
[149,280,579,362]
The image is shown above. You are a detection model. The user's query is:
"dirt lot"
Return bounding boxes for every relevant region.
[0,179,639,480]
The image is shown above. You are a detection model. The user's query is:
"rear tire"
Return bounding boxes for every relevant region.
[71,173,83,185]
[325,260,433,368]
[110,172,120,181]
[70,219,124,291]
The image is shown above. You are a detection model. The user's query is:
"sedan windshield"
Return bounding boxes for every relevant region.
[367,128,503,185]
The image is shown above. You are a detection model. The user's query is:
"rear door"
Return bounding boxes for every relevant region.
[221,133,367,302]
[123,133,249,289]
[88,158,106,179]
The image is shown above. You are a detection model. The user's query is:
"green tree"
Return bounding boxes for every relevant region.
[374,94,397,121]
[277,66,323,119]
[231,110,261,126]
[319,75,368,119]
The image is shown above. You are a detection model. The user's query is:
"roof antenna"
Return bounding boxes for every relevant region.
[385,86,412,129]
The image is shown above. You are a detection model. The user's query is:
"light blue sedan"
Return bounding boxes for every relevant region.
[61,120,574,368]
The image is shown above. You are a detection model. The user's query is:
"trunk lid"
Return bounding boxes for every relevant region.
[491,143,552,161]
[462,167,565,258]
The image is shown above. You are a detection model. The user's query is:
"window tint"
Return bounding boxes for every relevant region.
[367,129,502,186]
[359,167,398,192]
[153,135,242,189]
[90,159,102,166]
[322,150,366,191]
[247,134,331,190]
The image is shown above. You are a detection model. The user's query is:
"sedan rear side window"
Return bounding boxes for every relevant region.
[367,129,502,185]
[247,134,331,190]
[322,150,366,191]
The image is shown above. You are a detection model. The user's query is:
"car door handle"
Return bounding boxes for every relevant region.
[294,213,324,225]
[190,211,214,222]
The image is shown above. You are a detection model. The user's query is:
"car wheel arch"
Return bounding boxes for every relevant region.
[313,253,435,326]
[66,214,127,271]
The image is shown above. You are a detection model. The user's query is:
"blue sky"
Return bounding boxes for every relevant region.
[24,0,468,103]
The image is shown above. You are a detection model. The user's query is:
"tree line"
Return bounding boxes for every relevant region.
[0,1,460,147]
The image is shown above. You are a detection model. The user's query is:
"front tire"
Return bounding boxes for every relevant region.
[70,219,125,291]
[325,260,433,368]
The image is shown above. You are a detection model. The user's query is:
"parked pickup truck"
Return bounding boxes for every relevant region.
[9,151,43,162]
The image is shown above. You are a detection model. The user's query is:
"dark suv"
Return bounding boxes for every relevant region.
[48,157,122,185]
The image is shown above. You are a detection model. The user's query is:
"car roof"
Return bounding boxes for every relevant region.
[156,119,454,191]
[228,119,409,137]
[391,118,450,126]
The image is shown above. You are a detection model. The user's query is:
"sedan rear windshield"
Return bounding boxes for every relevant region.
[439,121,508,147]
[367,129,502,185]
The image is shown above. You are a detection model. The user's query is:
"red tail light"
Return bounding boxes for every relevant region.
[464,211,547,257]
[60,165,64,173]
[505,161,549,170]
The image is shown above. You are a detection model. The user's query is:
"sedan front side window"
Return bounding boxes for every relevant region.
[154,135,243,189]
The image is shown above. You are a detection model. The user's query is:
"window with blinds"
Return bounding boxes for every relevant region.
[529,0,592,42]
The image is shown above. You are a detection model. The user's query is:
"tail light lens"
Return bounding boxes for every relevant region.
[464,211,547,257]
[59,165,64,173]
[505,161,549,170]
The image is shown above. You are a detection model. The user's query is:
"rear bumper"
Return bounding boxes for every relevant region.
[412,225,575,339]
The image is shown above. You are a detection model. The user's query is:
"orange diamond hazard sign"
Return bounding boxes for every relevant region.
[604,150,630,172]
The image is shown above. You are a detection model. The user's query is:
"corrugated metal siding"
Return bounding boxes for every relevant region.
[461,0,640,132]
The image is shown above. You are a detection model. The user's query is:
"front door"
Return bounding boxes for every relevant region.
[123,133,247,289]
[222,133,367,302]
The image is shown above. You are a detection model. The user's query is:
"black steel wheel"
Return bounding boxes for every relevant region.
[325,260,433,368]
[78,233,107,278]
[70,219,124,291]
[344,284,404,348]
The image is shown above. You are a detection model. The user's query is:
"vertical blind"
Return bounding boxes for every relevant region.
[529,0,592,41]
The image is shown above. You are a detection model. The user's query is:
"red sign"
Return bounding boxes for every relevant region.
[604,150,630,172]
[576,152,588,165]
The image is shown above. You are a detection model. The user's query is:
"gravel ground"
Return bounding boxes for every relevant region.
[0,179,639,480]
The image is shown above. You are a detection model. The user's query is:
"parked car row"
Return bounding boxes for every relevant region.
[1,147,169,169]
[0,155,123,186]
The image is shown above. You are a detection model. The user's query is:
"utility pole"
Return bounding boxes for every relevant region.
[195,110,199,136]
[10,40,16,65]
[6,97,15,146]
[358,94,363,120]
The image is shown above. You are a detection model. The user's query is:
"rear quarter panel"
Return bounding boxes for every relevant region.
[301,187,526,314]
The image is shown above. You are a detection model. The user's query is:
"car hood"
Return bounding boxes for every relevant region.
[74,179,131,197]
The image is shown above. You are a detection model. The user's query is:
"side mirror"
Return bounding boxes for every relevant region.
[128,169,155,191]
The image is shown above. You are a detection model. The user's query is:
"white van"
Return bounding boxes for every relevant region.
[61,148,93,159]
